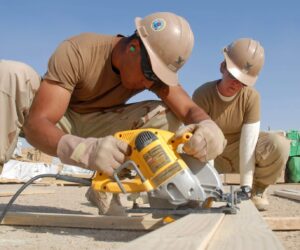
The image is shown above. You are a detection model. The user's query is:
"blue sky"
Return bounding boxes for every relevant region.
[1,0,299,132]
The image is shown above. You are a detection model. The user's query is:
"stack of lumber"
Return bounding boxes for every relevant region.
[2,200,295,249]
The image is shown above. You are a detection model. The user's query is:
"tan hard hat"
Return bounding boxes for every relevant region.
[135,12,194,86]
[223,38,265,86]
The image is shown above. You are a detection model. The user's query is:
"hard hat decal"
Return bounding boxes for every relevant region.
[151,18,166,31]
[242,62,253,73]
[175,56,185,66]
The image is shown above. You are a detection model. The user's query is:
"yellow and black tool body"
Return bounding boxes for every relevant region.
[92,129,191,194]
[92,128,225,207]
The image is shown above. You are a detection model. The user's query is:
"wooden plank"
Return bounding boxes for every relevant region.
[0,188,55,197]
[1,212,163,231]
[207,200,284,250]
[120,213,225,250]
[223,170,285,184]
[0,178,23,184]
[224,174,240,184]
[37,178,81,186]
[274,190,300,201]
[281,188,300,194]
[0,178,82,186]
[264,217,300,231]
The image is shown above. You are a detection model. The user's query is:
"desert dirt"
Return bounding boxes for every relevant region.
[0,183,299,250]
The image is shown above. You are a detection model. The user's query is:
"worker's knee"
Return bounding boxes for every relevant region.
[137,100,182,132]
[255,132,290,167]
[273,134,290,161]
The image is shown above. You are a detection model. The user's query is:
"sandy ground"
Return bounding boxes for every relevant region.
[0,183,299,250]
[261,184,300,250]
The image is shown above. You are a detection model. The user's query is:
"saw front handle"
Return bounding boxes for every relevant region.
[171,132,192,149]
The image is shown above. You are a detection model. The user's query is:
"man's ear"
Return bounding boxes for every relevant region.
[220,61,226,74]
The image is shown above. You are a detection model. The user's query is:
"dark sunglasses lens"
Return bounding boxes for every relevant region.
[143,64,159,82]
[139,41,161,82]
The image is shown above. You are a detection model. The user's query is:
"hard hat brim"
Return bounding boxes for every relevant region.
[223,48,258,87]
[135,17,179,86]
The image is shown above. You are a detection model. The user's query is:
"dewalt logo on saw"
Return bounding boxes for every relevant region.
[143,144,171,173]
[143,144,182,187]
[151,162,182,187]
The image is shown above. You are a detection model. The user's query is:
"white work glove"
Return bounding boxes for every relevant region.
[175,120,227,162]
[57,134,130,176]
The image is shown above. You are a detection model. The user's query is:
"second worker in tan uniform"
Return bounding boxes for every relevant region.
[193,38,290,210]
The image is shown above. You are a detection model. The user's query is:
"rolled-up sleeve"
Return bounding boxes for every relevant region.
[43,40,83,92]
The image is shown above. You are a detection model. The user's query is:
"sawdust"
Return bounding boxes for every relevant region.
[0,183,299,249]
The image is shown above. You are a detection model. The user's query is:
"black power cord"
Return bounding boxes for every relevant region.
[0,174,92,224]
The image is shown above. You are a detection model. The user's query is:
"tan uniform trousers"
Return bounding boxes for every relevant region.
[0,60,41,171]
[56,101,181,139]
[215,132,290,189]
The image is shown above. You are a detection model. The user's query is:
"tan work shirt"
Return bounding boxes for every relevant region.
[192,80,260,145]
[44,33,142,113]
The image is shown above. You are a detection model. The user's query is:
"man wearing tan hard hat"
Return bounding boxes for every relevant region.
[193,38,290,210]
[0,12,226,215]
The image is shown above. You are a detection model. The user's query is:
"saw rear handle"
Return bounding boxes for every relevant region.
[113,160,146,193]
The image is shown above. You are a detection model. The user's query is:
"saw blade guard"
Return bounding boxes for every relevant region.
[149,155,224,206]
[181,154,224,199]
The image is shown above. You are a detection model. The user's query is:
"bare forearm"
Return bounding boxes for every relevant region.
[23,118,65,156]
[183,105,210,125]
[156,84,210,125]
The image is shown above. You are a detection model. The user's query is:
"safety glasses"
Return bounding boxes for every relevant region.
[138,39,163,84]
[225,67,247,87]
